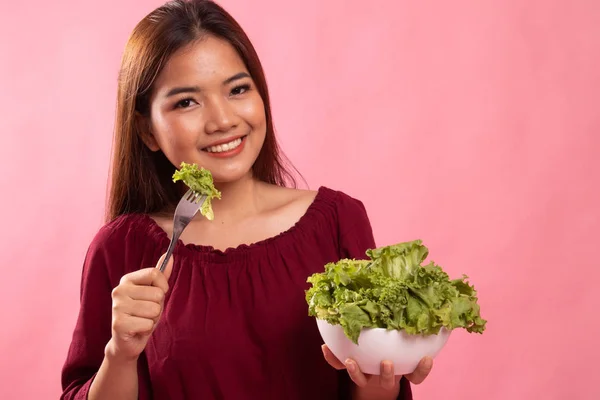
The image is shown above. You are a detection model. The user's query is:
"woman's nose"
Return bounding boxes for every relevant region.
[204,97,239,134]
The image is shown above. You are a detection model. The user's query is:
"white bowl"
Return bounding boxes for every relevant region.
[316,319,451,375]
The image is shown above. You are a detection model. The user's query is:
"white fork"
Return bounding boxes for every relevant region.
[157,189,207,272]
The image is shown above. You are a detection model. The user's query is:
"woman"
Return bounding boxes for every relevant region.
[61,0,433,399]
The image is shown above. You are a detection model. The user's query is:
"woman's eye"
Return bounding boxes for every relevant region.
[175,98,196,108]
[231,84,250,96]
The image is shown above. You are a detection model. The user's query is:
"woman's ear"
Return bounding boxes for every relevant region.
[135,111,160,152]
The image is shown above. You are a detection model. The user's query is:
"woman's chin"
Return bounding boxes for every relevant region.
[211,170,254,186]
[199,154,255,184]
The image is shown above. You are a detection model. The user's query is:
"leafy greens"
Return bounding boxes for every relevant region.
[306,240,486,344]
[172,162,221,220]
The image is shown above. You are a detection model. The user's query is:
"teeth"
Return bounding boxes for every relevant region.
[206,137,242,153]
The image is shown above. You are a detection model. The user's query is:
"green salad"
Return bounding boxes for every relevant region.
[172,162,221,220]
[306,240,487,344]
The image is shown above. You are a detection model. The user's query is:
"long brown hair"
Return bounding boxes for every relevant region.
[107,0,298,221]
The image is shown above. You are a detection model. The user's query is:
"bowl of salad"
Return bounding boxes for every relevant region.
[306,240,486,375]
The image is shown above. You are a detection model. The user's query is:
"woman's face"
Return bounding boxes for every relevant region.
[144,35,266,184]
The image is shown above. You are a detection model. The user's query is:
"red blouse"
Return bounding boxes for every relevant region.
[61,187,412,399]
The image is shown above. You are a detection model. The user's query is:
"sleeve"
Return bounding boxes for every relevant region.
[60,222,153,399]
[336,192,376,260]
[60,226,116,399]
[335,192,413,400]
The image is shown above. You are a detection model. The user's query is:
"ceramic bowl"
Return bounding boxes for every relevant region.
[316,319,451,375]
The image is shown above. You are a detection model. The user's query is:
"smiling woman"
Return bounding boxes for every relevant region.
[59,1,428,399]
[139,36,266,184]
[109,0,296,221]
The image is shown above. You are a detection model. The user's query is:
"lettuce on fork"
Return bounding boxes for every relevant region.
[172,162,221,220]
[306,240,487,344]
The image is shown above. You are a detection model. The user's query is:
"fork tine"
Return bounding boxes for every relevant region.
[184,189,195,201]
[194,195,205,204]
[183,190,205,205]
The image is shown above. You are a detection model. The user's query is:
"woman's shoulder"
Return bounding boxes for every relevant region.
[83,213,164,278]
[92,213,149,241]
[312,186,370,217]
[261,183,317,202]
[86,213,158,258]
[261,184,367,218]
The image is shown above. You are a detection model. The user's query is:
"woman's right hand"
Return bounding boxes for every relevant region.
[105,253,174,363]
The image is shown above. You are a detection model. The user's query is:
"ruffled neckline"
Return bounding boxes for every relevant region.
[138,186,335,258]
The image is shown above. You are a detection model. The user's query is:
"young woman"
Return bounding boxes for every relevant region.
[60,1,433,399]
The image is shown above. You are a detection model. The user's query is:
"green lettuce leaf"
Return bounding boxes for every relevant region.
[306,240,487,344]
[172,162,221,220]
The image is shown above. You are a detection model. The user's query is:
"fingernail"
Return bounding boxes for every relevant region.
[383,362,392,375]
[423,357,433,369]
[345,360,355,372]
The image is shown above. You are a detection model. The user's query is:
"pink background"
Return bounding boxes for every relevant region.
[1,0,599,399]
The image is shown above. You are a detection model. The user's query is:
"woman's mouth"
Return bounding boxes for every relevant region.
[202,135,247,158]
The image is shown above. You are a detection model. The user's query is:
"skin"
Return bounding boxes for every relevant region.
[89,35,432,400]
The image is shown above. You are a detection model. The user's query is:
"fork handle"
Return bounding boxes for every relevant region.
[158,228,183,273]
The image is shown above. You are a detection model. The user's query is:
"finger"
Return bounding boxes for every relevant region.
[126,285,165,304]
[155,253,174,281]
[113,314,155,336]
[379,360,396,390]
[118,300,162,320]
[321,345,346,370]
[405,356,433,385]
[120,268,167,292]
[344,359,368,388]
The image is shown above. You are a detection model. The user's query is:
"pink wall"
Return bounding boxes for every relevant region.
[1,0,598,398]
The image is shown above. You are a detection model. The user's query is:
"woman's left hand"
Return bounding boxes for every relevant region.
[321,344,433,391]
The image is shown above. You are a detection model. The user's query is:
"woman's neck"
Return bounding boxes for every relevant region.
[208,173,265,222]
